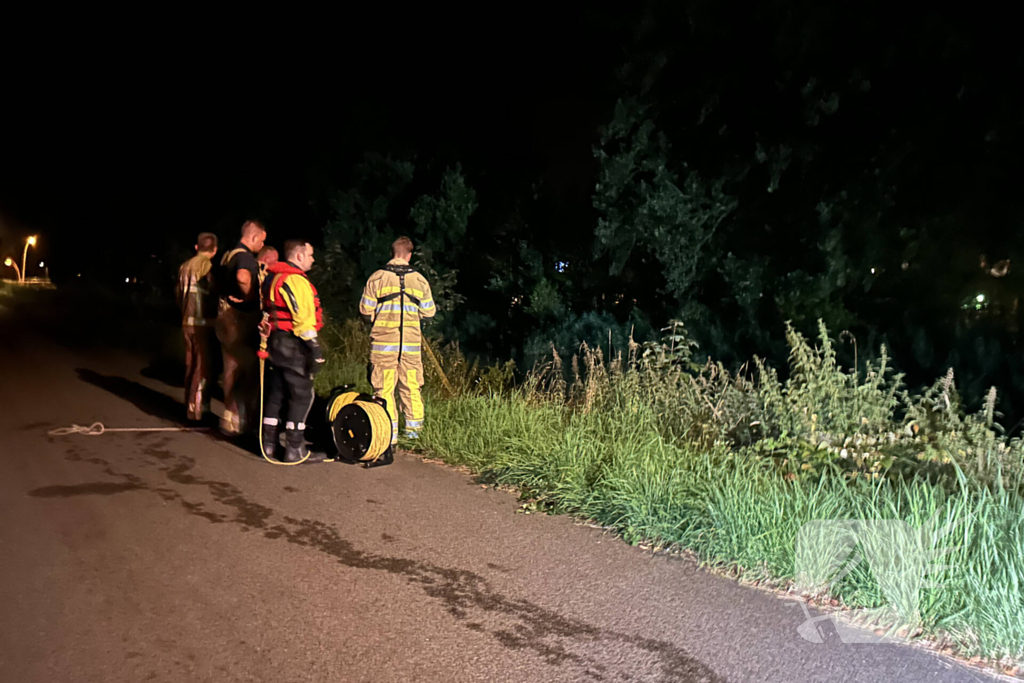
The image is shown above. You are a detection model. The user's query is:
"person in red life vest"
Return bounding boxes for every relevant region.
[175,232,219,421]
[216,220,267,436]
[260,240,325,463]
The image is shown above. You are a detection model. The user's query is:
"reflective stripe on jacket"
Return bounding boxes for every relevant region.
[176,253,216,327]
[262,261,323,340]
[360,259,435,363]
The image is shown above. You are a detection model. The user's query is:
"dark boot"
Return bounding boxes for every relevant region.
[261,423,279,459]
[282,429,309,463]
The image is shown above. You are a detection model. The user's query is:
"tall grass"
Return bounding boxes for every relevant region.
[321,318,1024,665]
[313,318,374,396]
[314,317,516,403]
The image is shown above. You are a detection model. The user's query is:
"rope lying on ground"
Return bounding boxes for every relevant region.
[48,423,209,436]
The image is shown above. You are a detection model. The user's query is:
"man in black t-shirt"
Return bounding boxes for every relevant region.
[215,220,266,436]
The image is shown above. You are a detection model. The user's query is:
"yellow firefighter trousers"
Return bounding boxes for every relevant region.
[370,357,424,444]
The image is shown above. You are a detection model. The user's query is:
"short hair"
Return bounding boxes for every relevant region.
[391,236,414,258]
[283,240,309,261]
[196,232,218,253]
[257,246,278,263]
[241,220,266,239]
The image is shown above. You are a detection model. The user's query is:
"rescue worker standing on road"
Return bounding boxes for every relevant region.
[175,232,218,421]
[359,236,435,444]
[216,220,266,436]
[261,240,325,463]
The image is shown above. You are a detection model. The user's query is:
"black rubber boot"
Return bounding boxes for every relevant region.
[261,424,279,460]
[282,429,309,463]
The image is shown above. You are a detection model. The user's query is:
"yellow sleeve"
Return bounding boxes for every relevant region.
[359,274,380,320]
[281,275,318,340]
[418,276,436,319]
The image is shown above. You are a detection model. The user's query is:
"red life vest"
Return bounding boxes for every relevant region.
[262,261,324,334]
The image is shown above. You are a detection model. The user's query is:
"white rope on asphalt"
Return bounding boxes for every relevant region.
[48,422,209,436]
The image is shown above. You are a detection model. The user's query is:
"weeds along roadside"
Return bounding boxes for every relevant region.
[317,316,1024,667]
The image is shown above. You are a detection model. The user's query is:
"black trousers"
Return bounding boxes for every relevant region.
[263,332,315,431]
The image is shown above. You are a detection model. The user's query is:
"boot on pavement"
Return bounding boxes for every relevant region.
[261,423,279,460]
[282,429,309,463]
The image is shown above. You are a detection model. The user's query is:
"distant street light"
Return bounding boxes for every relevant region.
[3,257,22,282]
[21,236,37,284]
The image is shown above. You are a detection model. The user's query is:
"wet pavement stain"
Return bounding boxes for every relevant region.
[19,420,54,431]
[162,457,275,530]
[28,482,146,498]
[65,444,723,683]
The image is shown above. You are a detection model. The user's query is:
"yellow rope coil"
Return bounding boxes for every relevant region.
[353,400,391,462]
[327,392,360,423]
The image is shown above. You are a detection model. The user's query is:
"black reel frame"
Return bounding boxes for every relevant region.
[325,384,395,468]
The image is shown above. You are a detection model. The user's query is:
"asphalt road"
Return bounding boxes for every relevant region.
[0,317,998,682]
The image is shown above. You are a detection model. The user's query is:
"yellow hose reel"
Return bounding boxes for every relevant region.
[325,385,395,467]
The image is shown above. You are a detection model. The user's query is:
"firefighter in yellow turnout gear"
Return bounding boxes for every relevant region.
[359,236,435,443]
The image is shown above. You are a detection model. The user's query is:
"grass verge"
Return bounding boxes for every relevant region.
[319,317,1024,672]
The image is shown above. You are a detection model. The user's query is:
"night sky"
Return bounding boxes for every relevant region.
[7,6,1017,279]
[0,8,623,284]
[4,6,1023,392]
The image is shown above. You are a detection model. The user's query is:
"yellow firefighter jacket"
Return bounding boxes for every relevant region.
[360,259,435,365]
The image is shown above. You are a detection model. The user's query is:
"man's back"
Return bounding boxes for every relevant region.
[361,239,436,443]
[361,262,435,362]
[219,243,259,312]
[176,254,216,326]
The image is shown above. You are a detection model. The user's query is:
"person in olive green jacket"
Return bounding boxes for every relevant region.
[175,232,218,421]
